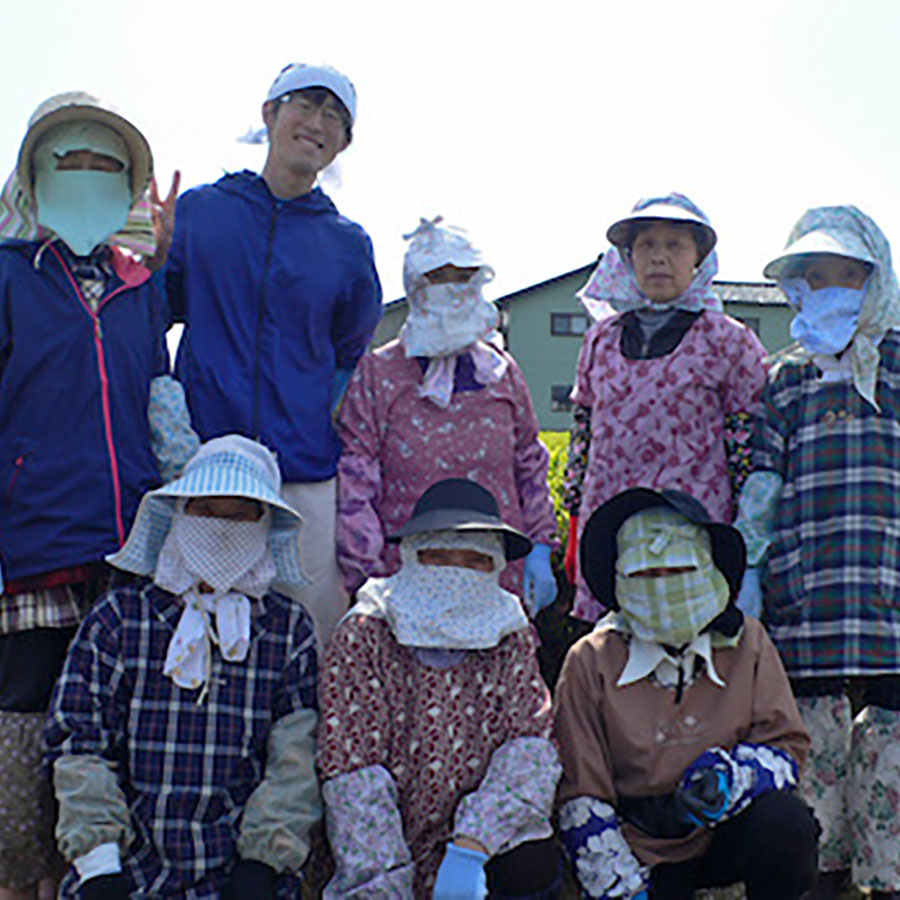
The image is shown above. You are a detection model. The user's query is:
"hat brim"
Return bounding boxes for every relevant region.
[18,103,153,205]
[580,487,745,610]
[607,206,717,260]
[388,508,532,561]
[763,230,877,280]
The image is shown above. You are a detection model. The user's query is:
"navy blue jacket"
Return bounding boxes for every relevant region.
[166,172,382,482]
[0,241,167,581]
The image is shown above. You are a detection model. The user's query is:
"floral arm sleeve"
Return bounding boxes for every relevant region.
[562,404,591,515]
[322,766,414,897]
[335,357,387,594]
[559,797,649,898]
[454,737,560,855]
[148,375,199,483]
[723,411,755,499]
[509,360,558,544]
[733,471,784,566]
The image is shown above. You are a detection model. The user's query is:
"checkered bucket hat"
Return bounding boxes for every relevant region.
[107,434,307,585]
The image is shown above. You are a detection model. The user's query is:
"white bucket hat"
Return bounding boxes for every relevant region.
[108,435,307,586]
[17,91,153,205]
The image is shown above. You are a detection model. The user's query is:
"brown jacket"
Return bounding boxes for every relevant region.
[554,617,809,865]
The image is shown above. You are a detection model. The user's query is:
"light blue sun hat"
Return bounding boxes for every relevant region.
[107,434,307,585]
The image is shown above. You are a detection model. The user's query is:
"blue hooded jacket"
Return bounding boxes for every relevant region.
[166,172,382,482]
[0,240,167,581]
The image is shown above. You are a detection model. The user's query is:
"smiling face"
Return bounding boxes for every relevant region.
[796,254,872,291]
[630,221,701,304]
[262,88,350,196]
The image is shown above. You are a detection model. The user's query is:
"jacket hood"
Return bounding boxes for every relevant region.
[214,170,338,215]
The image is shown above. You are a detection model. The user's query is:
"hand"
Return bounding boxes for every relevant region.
[144,171,181,272]
[677,764,732,828]
[523,543,556,613]
[564,515,579,585]
[78,873,131,900]
[433,842,488,899]
[735,566,762,618]
[221,859,277,899]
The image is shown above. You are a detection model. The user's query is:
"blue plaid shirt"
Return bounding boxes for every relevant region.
[45,579,317,898]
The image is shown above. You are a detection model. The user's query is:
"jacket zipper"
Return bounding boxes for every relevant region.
[251,205,281,438]
[48,244,128,545]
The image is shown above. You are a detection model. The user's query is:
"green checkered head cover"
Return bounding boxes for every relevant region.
[615,507,729,645]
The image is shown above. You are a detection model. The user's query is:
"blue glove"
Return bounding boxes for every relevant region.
[736,566,762,618]
[433,843,488,899]
[522,543,556,613]
[632,892,650,900]
[677,763,732,828]
[331,366,354,414]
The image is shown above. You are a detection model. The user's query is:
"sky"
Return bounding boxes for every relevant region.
[2,0,899,304]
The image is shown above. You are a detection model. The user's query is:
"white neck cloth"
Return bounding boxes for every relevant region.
[154,507,276,693]
[354,531,528,649]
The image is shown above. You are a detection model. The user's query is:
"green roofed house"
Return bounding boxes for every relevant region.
[371,261,791,431]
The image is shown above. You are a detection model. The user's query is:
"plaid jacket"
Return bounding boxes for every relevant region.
[45,580,317,898]
[755,333,900,678]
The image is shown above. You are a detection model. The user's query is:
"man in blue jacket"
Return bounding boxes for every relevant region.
[165,63,382,649]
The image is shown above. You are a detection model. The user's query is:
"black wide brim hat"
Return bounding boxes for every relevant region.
[388,478,533,562]
[580,487,746,611]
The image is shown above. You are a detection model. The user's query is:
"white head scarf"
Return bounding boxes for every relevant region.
[764,205,900,409]
[399,217,507,407]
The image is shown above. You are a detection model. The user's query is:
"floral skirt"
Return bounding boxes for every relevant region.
[0,710,66,889]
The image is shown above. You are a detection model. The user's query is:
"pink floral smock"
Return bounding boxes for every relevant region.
[336,340,557,596]
[570,311,766,620]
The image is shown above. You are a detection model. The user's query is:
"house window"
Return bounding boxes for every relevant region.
[551,384,574,412]
[551,312,589,336]
[732,315,760,335]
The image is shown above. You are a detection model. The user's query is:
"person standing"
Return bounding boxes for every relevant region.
[736,206,900,899]
[336,217,558,613]
[165,63,382,647]
[0,91,192,900]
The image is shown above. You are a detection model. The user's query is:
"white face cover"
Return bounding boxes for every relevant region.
[400,273,499,358]
[32,121,132,256]
[784,279,868,356]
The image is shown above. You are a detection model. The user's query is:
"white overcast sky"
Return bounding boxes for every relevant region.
[1,0,898,303]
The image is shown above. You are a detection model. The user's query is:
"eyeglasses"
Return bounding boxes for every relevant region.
[279,93,346,130]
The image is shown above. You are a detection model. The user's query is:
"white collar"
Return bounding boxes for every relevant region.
[617,632,725,690]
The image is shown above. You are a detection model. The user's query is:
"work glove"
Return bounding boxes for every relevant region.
[735,566,762,618]
[221,859,277,900]
[433,843,488,899]
[78,873,130,900]
[564,515,579,585]
[523,543,556,613]
[677,757,733,828]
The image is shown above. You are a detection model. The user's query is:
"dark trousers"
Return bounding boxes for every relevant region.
[649,792,819,900]
[487,838,562,899]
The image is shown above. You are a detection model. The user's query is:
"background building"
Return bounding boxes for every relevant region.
[372,262,790,430]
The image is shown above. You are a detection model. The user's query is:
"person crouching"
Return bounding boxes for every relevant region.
[318,478,562,898]
[554,487,818,899]
[45,435,319,899]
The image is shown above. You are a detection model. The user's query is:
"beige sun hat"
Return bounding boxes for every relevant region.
[17,91,153,204]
